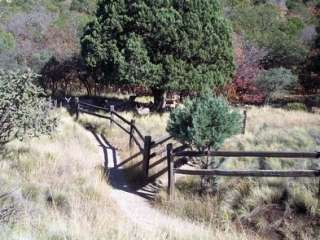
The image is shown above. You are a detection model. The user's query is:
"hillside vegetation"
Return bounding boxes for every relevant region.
[1,0,320,98]
[0,0,96,70]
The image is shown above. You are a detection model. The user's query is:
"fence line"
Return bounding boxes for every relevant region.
[174,151,320,159]
[174,169,320,177]
[73,98,174,179]
[71,98,320,202]
[167,143,320,200]
[78,109,110,120]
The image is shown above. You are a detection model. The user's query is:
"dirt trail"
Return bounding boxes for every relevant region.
[91,132,210,235]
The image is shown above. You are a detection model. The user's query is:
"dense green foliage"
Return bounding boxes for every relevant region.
[0,0,319,97]
[167,94,241,192]
[256,67,298,103]
[167,94,241,150]
[81,0,235,108]
[0,69,57,144]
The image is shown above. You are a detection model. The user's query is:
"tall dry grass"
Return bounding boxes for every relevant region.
[77,110,172,181]
[155,107,320,239]
[0,109,255,240]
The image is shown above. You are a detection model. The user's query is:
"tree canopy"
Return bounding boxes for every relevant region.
[81,0,235,109]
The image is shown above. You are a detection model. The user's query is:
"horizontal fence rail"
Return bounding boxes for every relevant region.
[73,98,175,180]
[174,169,320,177]
[167,143,320,200]
[174,151,320,158]
[112,111,132,125]
[77,100,142,148]
[79,102,110,112]
[78,108,110,120]
[152,135,173,148]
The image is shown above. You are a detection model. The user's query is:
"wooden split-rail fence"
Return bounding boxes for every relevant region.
[166,144,320,200]
[73,97,175,179]
[69,97,319,200]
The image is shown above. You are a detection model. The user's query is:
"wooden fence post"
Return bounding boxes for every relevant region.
[242,109,247,134]
[65,97,71,109]
[129,119,135,148]
[110,105,115,128]
[75,97,79,120]
[143,136,152,179]
[167,143,175,200]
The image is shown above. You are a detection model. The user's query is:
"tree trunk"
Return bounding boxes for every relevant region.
[200,148,217,195]
[152,89,167,112]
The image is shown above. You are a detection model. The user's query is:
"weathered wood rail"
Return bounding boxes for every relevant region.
[167,143,320,199]
[72,97,174,179]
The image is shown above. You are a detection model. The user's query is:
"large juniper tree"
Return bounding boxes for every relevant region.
[81,0,234,110]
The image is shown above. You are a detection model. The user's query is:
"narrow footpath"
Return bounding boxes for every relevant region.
[89,132,211,237]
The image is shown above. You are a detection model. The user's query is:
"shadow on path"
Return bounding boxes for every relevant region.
[89,130,161,201]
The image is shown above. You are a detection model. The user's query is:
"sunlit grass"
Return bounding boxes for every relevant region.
[0,108,260,240]
[155,106,320,239]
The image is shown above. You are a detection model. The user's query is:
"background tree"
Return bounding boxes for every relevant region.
[0,69,57,145]
[81,0,235,110]
[226,36,266,104]
[256,67,298,103]
[299,3,320,93]
[167,94,241,192]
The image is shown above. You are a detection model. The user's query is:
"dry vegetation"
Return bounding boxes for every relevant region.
[76,105,320,239]
[0,109,133,239]
[78,110,172,181]
[0,109,255,240]
[155,107,320,240]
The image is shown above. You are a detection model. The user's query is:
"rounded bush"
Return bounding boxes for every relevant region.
[167,94,241,150]
[286,102,307,111]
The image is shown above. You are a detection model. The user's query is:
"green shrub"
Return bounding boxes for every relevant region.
[256,67,298,103]
[286,0,302,10]
[0,69,57,144]
[167,94,242,193]
[167,94,241,150]
[286,102,308,111]
[0,30,15,52]
[281,17,305,36]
